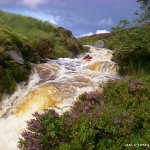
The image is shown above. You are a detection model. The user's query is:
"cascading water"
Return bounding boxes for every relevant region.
[0,46,119,150]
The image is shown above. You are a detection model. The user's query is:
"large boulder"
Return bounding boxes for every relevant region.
[35,63,60,81]
[95,40,105,48]
[4,50,24,64]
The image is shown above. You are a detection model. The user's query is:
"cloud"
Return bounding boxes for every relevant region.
[0,0,65,8]
[22,10,62,25]
[48,15,62,25]
[0,0,16,6]
[96,30,110,34]
[21,0,47,8]
[98,18,112,26]
[77,29,110,37]
[0,0,47,8]
[77,32,94,37]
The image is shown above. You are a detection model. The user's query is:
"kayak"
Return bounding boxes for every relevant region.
[85,58,91,62]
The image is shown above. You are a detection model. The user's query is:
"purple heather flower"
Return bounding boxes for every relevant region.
[22,131,33,139]
[72,113,79,119]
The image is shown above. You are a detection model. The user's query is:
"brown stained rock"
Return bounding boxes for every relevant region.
[35,63,60,80]
[14,84,61,117]
[86,61,117,74]
[50,83,77,99]
[62,76,92,88]
[74,75,91,83]
[86,62,104,71]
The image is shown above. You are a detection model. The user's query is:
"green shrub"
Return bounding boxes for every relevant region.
[54,43,72,58]
[36,38,54,58]
[0,55,31,99]
[4,62,31,82]
[1,69,16,94]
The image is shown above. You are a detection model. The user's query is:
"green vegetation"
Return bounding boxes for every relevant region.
[18,78,150,150]
[0,11,85,59]
[107,24,150,75]
[0,11,86,100]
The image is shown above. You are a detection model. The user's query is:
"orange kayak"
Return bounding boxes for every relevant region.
[85,58,91,62]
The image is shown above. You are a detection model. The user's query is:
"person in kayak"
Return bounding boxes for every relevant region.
[83,54,92,60]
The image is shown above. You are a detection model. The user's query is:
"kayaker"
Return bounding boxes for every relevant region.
[83,54,92,60]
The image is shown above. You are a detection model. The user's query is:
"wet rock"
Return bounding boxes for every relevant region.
[39,58,48,63]
[74,75,91,83]
[95,40,104,48]
[87,62,104,71]
[35,63,60,81]
[4,50,24,64]
[14,84,61,117]
[86,61,117,74]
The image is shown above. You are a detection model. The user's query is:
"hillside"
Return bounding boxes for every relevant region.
[0,11,86,100]
[78,33,113,45]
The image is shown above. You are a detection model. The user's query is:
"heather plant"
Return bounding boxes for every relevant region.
[18,78,150,150]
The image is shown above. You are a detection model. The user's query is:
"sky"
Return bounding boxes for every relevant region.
[0,0,139,36]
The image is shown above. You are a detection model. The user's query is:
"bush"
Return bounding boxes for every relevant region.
[0,57,31,99]
[36,38,54,58]
[4,62,31,82]
[1,69,16,94]
[18,78,150,150]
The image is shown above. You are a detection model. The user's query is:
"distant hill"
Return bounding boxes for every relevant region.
[77,33,113,46]
[0,10,86,100]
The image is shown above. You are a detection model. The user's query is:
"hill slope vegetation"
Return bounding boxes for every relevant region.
[0,11,86,100]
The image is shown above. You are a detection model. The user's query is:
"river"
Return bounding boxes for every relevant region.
[0,46,119,150]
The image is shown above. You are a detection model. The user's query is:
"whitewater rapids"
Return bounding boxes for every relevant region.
[0,46,119,150]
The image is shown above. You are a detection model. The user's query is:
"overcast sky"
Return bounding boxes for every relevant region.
[0,0,139,36]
